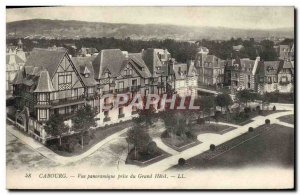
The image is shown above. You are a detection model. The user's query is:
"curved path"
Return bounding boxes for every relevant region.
[7,126,130,165]
[7,103,294,168]
[140,109,294,172]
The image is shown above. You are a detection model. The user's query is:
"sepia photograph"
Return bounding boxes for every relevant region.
[5,6,295,190]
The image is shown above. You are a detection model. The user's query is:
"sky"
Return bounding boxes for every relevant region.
[6,6,294,29]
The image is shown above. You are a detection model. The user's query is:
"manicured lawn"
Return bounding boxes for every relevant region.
[125,148,169,166]
[218,110,284,125]
[278,114,294,125]
[47,120,134,156]
[191,123,234,135]
[175,124,294,170]
[161,133,200,152]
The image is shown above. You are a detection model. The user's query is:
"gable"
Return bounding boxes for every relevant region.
[51,54,84,90]
[117,62,139,79]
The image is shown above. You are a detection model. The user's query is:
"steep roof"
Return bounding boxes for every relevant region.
[128,53,152,78]
[263,61,280,75]
[142,48,163,75]
[72,56,98,87]
[11,69,25,84]
[34,70,55,92]
[24,48,67,78]
[92,49,126,79]
[240,59,255,70]
[203,55,224,68]
[277,60,294,75]
[6,54,25,65]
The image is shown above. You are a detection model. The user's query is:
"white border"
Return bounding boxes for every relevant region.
[1,1,298,194]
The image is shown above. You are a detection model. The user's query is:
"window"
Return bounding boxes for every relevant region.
[39,93,47,101]
[273,77,278,83]
[268,77,272,82]
[132,79,137,86]
[281,77,287,82]
[72,88,78,97]
[88,87,93,94]
[119,107,124,115]
[39,109,47,119]
[58,73,72,90]
[118,81,124,89]
[248,75,251,80]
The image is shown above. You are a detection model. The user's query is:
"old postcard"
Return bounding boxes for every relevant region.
[6,6,295,189]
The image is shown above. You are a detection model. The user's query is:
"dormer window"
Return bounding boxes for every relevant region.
[105,72,109,77]
[83,66,91,78]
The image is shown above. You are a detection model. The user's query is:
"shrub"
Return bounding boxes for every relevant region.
[239,112,249,119]
[197,117,205,125]
[90,131,95,139]
[186,131,196,139]
[248,127,254,132]
[210,144,216,151]
[244,107,251,114]
[272,106,276,111]
[161,130,170,138]
[256,105,261,111]
[265,119,270,124]
[258,110,263,115]
[215,111,222,117]
[147,141,157,155]
[178,158,186,166]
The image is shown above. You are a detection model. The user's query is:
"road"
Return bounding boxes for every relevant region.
[6,103,294,172]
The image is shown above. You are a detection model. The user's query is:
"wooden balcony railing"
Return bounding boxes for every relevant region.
[50,96,85,106]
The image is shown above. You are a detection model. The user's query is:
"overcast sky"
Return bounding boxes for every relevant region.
[6,6,294,29]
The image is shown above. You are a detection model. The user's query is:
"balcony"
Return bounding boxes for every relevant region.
[102,90,114,95]
[50,96,85,108]
[115,87,130,93]
[130,85,141,92]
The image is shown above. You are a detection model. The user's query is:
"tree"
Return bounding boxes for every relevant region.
[72,105,97,148]
[199,96,216,123]
[127,125,151,159]
[215,93,233,113]
[133,96,157,126]
[44,113,69,146]
[236,89,258,107]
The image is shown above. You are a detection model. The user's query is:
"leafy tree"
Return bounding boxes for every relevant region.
[199,96,216,123]
[236,89,259,106]
[126,125,151,159]
[44,113,69,146]
[134,105,156,126]
[72,105,97,148]
[215,93,233,113]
